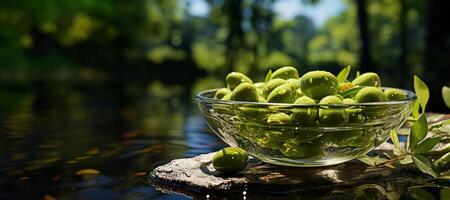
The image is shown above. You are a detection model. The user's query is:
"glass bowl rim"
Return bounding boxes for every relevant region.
[195,87,416,107]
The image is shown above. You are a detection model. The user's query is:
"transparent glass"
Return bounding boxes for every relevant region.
[195,88,415,167]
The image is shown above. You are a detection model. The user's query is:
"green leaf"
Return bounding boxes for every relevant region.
[412,154,438,177]
[410,188,437,200]
[357,155,375,166]
[443,86,450,109]
[356,155,389,166]
[429,119,450,131]
[410,114,428,148]
[413,137,440,154]
[265,69,272,83]
[340,86,366,98]
[336,65,351,83]
[399,155,413,164]
[390,130,401,150]
[411,101,420,119]
[414,75,429,112]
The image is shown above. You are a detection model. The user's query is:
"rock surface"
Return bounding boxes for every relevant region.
[148,113,450,198]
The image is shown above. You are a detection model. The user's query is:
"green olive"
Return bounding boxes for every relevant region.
[354,87,387,103]
[287,78,300,89]
[318,129,371,148]
[342,98,365,123]
[258,95,267,103]
[295,88,303,99]
[384,88,407,101]
[255,135,283,149]
[267,112,293,125]
[236,107,270,122]
[300,71,339,99]
[281,141,324,158]
[291,96,318,126]
[355,87,388,118]
[351,72,381,87]
[212,147,248,173]
[263,78,287,97]
[267,83,296,103]
[265,129,295,141]
[271,66,299,80]
[318,95,349,126]
[215,88,231,99]
[226,72,253,90]
[230,83,259,102]
[291,130,323,143]
[221,93,232,101]
[254,82,265,90]
[343,98,356,104]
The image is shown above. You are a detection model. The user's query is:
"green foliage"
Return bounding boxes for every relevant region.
[443,86,450,109]
[409,114,428,148]
[412,154,438,177]
[336,65,351,83]
[358,76,448,178]
[414,75,430,112]
[413,137,440,154]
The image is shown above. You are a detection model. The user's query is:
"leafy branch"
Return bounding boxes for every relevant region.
[357,75,449,178]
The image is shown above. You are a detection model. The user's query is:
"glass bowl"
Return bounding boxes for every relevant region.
[195,88,415,167]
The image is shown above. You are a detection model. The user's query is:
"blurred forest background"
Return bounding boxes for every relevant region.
[0,0,449,111]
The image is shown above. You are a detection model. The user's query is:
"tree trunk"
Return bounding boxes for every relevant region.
[424,0,450,111]
[356,0,374,72]
[224,0,244,74]
[398,0,408,88]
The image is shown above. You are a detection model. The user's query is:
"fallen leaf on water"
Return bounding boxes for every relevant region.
[76,169,100,176]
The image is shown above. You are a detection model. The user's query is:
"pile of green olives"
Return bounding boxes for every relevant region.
[213,66,409,159]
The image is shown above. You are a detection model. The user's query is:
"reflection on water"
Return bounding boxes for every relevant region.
[0,81,222,199]
[0,81,448,199]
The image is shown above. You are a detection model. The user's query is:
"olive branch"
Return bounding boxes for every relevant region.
[357,75,450,178]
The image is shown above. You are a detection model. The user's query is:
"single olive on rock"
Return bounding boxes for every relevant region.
[230,83,259,102]
[215,88,231,99]
[212,147,248,173]
[318,95,349,126]
[226,72,253,90]
[384,88,407,101]
[271,66,299,80]
[300,71,339,100]
[351,72,381,87]
[291,96,318,126]
[267,83,297,103]
[263,78,287,97]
